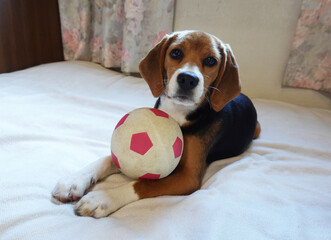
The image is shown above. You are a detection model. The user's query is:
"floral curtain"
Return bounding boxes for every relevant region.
[283,0,331,93]
[58,0,175,73]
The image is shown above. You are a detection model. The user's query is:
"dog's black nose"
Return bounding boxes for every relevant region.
[177,72,199,91]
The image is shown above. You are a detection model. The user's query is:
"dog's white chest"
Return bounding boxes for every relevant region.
[158,96,195,126]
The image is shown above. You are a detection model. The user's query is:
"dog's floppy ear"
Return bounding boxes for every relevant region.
[139,34,177,98]
[210,43,241,112]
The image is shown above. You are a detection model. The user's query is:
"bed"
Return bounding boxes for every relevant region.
[1,1,331,239]
[0,60,330,240]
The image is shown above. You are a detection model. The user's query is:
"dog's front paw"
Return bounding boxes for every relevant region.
[52,174,97,203]
[74,190,115,218]
[74,183,139,218]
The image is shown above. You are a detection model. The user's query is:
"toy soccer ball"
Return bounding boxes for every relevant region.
[111,108,183,180]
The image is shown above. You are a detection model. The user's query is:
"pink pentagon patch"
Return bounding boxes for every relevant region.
[139,173,161,180]
[130,132,153,155]
[172,137,183,158]
[115,113,129,130]
[150,108,169,118]
[111,151,121,169]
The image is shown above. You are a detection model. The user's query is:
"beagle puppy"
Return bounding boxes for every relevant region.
[52,31,260,218]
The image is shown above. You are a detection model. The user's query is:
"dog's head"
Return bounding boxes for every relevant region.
[139,31,241,112]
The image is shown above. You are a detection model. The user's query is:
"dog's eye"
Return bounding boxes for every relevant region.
[203,57,217,67]
[170,49,183,60]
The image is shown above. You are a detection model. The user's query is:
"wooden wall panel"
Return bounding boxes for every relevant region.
[0,0,64,73]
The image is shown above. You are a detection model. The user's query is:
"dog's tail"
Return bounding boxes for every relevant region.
[253,121,261,139]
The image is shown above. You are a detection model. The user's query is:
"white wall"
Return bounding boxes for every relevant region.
[174,0,331,109]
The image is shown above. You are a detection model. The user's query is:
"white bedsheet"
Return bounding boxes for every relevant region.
[0,61,330,240]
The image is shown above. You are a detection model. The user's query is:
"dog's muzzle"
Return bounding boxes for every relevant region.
[177,72,199,91]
